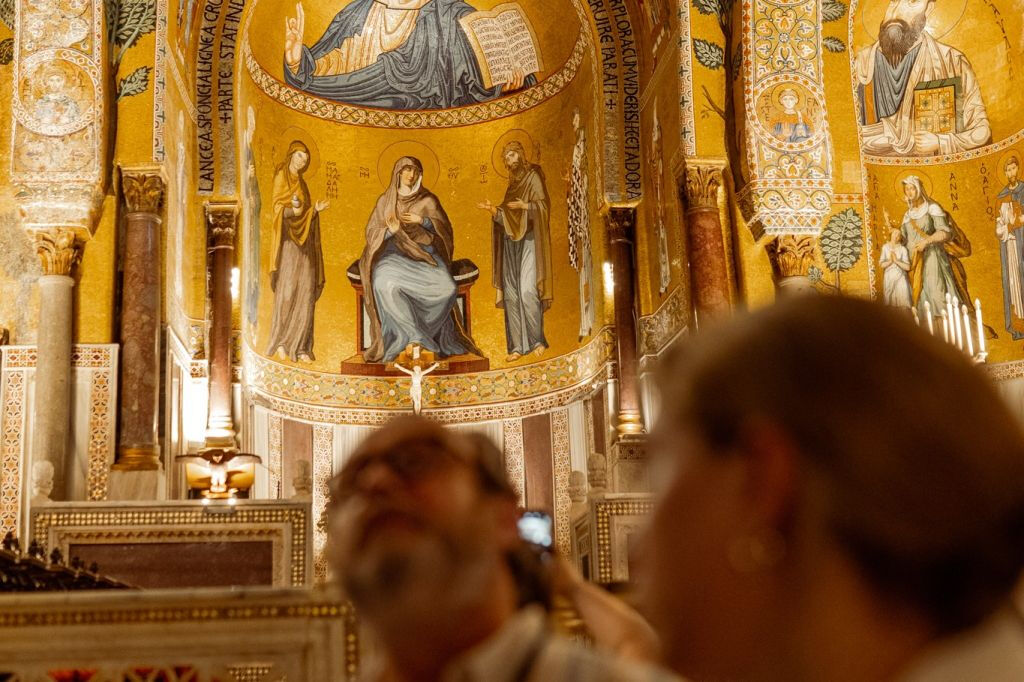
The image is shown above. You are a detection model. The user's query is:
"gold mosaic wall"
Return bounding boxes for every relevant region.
[237,0,614,378]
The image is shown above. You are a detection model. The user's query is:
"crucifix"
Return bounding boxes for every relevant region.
[394,345,440,415]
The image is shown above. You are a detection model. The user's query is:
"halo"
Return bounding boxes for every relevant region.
[278,126,320,177]
[860,0,968,42]
[997,148,1023,179]
[377,140,441,189]
[770,84,805,111]
[893,169,934,199]
[492,129,537,179]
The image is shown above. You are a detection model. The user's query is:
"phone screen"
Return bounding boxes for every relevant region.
[518,511,553,549]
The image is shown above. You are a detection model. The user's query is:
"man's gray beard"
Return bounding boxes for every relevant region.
[878,12,926,67]
[342,529,491,621]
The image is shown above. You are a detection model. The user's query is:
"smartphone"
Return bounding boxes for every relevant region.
[518,510,553,550]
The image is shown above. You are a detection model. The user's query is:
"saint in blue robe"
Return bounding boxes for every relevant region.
[998,181,1024,340]
[284,0,534,110]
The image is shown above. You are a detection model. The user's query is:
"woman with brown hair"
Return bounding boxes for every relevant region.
[642,296,1024,681]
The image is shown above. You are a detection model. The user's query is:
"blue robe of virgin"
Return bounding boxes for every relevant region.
[284,0,534,109]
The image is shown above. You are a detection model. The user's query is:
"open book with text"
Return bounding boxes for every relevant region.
[460,3,545,90]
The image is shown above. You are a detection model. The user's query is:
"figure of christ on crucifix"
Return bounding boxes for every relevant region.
[394,345,440,415]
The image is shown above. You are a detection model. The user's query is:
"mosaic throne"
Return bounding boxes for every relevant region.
[341,258,490,375]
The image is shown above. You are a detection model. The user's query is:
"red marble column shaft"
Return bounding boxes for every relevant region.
[681,162,731,324]
[115,171,165,471]
[205,203,238,447]
[606,207,644,436]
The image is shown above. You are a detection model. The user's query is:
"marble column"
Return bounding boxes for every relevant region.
[32,228,82,501]
[204,203,238,447]
[113,171,165,472]
[605,207,644,437]
[681,161,731,324]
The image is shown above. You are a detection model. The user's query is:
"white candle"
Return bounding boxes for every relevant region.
[912,308,921,326]
[945,294,954,339]
[962,305,974,357]
[953,298,964,350]
[923,300,934,335]
[942,313,950,343]
[975,299,986,355]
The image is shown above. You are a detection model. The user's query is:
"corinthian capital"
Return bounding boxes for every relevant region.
[34,228,82,277]
[682,161,726,212]
[121,169,166,215]
[604,206,636,244]
[205,202,238,250]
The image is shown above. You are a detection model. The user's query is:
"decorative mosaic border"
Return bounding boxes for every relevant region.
[247,364,611,427]
[677,0,696,155]
[863,128,1024,167]
[501,418,525,505]
[152,0,168,162]
[0,595,351,629]
[551,408,572,557]
[31,503,310,586]
[741,0,833,235]
[86,366,116,501]
[312,423,333,584]
[1,345,118,533]
[11,0,105,184]
[985,359,1024,382]
[0,371,25,537]
[594,498,654,584]
[245,329,613,410]
[3,345,116,369]
[268,414,283,499]
[51,526,290,585]
[242,0,587,130]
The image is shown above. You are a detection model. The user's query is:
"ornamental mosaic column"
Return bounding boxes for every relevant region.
[32,229,82,501]
[681,161,731,324]
[204,203,238,447]
[113,170,166,472]
[605,207,644,437]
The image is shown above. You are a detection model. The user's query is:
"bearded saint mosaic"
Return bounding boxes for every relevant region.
[854,0,990,157]
[479,135,552,362]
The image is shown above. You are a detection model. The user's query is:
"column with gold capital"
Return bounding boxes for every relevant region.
[32,228,83,501]
[205,203,238,447]
[681,160,732,324]
[605,207,644,437]
[113,170,166,472]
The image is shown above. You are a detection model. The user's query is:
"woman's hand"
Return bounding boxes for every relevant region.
[477,200,498,217]
[507,199,529,211]
[314,199,329,212]
[400,211,422,225]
